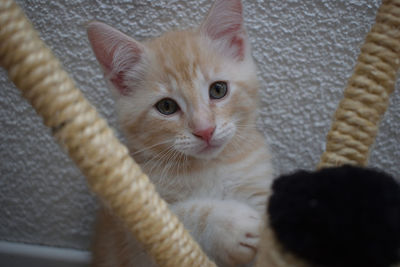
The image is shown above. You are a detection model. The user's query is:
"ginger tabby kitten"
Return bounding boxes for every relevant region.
[87,0,273,266]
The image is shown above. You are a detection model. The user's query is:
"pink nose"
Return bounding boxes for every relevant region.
[192,127,215,143]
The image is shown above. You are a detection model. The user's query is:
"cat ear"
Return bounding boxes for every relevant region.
[201,0,247,61]
[87,21,144,96]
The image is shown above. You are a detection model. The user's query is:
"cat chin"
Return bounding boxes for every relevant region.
[189,143,226,160]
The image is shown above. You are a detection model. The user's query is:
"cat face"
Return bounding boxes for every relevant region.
[88,0,259,161]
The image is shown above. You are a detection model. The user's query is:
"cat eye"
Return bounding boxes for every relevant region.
[155,98,179,115]
[209,81,228,100]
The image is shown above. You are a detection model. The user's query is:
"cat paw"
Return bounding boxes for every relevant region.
[210,203,262,266]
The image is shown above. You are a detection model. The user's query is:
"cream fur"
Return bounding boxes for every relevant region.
[88,0,274,266]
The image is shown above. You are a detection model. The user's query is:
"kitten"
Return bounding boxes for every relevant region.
[87,0,273,266]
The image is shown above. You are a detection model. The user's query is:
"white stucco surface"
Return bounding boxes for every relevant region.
[0,0,398,250]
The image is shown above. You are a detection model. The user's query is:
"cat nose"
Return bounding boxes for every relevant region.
[192,126,215,143]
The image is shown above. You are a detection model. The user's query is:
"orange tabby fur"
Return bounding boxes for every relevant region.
[88,0,273,266]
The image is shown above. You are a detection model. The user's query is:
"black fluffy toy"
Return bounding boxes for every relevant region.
[267,165,400,267]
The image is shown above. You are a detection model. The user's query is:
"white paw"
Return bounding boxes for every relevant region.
[209,202,262,266]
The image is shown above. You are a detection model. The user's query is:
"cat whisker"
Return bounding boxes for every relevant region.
[158,149,177,181]
[231,132,259,149]
[234,134,258,146]
[158,148,186,183]
[142,144,176,178]
[234,124,258,130]
[236,123,260,132]
[129,139,175,157]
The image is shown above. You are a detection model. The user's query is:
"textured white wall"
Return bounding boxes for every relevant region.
[0,0,398,251]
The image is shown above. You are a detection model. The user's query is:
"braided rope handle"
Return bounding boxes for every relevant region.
[0,1,215,266]
[318,0,400,168]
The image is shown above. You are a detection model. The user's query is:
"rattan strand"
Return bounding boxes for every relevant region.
[318,0,400,168]
[0,1,216,266]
